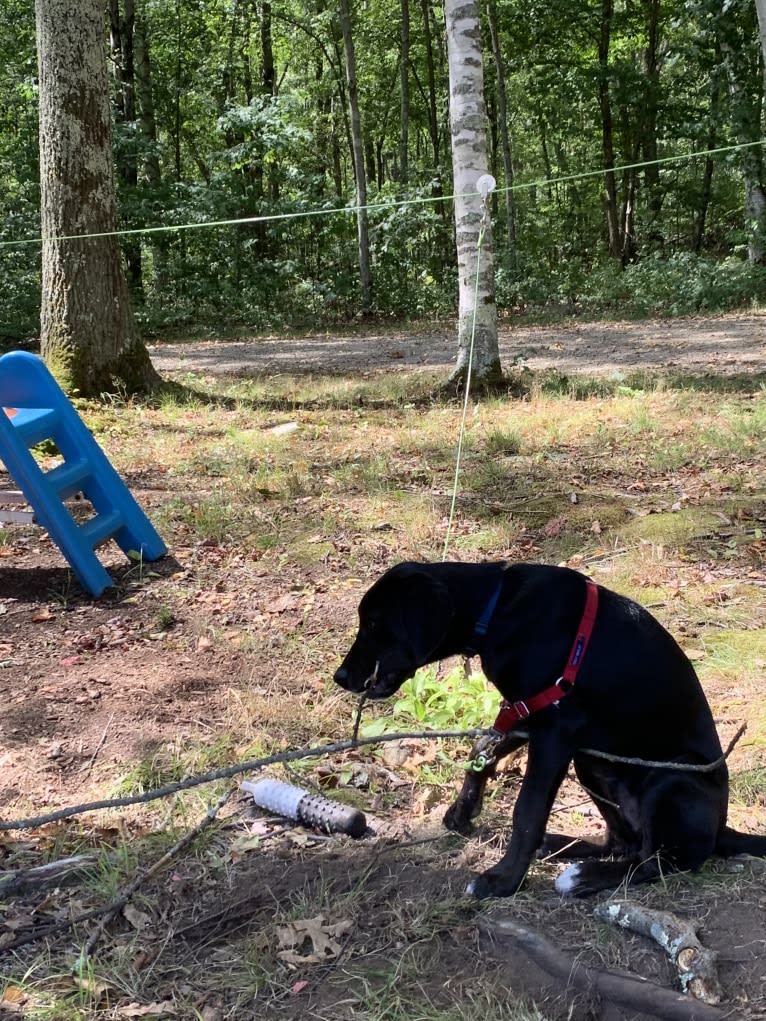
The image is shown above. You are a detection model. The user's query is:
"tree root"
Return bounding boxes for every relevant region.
[478,914,725,1021]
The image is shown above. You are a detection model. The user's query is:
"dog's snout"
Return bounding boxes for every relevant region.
[334,664,350,688]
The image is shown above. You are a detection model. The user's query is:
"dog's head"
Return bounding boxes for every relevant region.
[334,562,455,699]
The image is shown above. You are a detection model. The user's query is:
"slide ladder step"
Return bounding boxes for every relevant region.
[44,458,91,499]
[9,407,60,447]
[79,509,124,549]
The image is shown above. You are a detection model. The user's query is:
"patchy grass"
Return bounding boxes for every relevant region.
[2,360,766,1019]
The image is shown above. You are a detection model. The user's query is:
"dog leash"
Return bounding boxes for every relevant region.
[469,579,599,771]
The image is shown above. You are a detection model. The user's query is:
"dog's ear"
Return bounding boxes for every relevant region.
[394,568,455,663]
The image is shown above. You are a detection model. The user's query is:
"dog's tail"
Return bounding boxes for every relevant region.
[715,826,766,857]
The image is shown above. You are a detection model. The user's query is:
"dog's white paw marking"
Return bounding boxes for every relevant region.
[554,863,581,896]
[465,879,477,896]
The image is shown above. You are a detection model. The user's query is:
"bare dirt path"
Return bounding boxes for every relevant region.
[148,311,766,377]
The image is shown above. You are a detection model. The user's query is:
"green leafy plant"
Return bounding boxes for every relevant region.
[362,662,500,736]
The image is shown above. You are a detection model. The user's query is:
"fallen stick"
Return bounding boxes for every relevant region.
[1,792,264,953]
[478,915,725,1021]
[83,712,115,777]
[594,900,722,1005]
[0,854,98,896]
[77,790,233,964]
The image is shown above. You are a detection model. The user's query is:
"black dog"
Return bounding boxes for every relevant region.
[334,560,766,898]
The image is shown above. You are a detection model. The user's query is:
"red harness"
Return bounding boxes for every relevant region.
[492,579,599,731]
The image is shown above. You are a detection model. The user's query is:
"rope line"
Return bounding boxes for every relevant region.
[1,138,763,250]
[0,722,745,832]
[0,728,490,831]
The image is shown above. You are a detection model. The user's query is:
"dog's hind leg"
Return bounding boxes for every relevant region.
[540,763,641,861]
[555,776,720,897]
[443,730,528,836]
[554,853,665,896]
[538,833,614,861]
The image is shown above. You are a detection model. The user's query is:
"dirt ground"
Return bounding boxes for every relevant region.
[1,312,766,1020]
[148,310,766,377]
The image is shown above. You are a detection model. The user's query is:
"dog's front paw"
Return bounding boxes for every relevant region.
[443,799,475,835]
[465,871,520,899]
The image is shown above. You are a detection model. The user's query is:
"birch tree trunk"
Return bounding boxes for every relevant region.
[444,0,501,386]
[338,0,372,311]
[756,0,766,68]
[35,0,159,395]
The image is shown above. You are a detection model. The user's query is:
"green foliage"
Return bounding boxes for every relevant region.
[498,253,766,319]
[2,0,766,336]
[362,663,500,735]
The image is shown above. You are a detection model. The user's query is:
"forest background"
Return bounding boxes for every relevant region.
[4,0,766,343]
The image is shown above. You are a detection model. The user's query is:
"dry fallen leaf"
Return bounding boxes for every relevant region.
[123,904,152,930]
[268,593,299,614]
[115,1001,178,1018]
[1,986,26,1005]
[229,832,263,859]
[276,915,353,965]
[543,517,563,537]
[71,973,113,1003]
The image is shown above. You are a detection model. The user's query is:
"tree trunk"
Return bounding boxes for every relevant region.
[260,0,278,204]
[444,0,501,386]
[756,0,766,68]
[486,0,515,254]
[399,0,410,185]
[419,0,450,271]
[133,11,167,292]
[598,0,621,261]
[35,0,159,395]
[109,0,143,295]
[338,0,372,310]
[420,0,441,173]
[719,2,766,264]
[640,0,663,235]
[694,54,721,254]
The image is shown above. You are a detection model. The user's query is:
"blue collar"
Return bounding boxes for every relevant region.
[464,574,504,656]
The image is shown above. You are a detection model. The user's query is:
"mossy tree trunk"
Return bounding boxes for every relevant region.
[444,0,501,387]
[35,0,160,397]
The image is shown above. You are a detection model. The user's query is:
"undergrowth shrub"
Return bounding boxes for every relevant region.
[362,662,500,736]
[497,252,766,319]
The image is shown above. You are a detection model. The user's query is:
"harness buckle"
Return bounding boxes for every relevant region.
[553,677,574,704]
[467,730,503,772]
[512,700,530,719]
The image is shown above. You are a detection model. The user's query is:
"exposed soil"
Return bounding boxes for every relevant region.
[148,310,766,378]
[1,313,766,1020]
